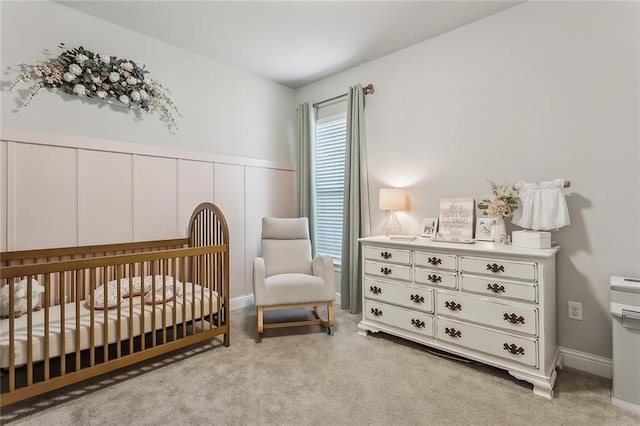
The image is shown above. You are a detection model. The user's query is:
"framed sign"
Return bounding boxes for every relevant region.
[421,217,439,238]
[475,217,495,241]
[438,198,475,241]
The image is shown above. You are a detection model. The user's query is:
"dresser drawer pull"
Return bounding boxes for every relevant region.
[503,343,525,356]
[410,294,425,304]
[380,251,392,259]
[369,285,382,295]
[503,313,525,324]
[427,274,442,283]
[444,301,462,311]
[380,267,392,275]
[370,307,383,317]
[411,318,426,328]
[444,327,462,338]
[487,283,506,293]
[427,256,442,266]
[487,263,505,274]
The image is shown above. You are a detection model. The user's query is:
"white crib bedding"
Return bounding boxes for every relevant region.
[0,282,218,369]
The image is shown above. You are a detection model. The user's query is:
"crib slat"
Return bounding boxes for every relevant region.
[27,277,33,386]
[44,274,51,380]
[75,270,81,372]
[103,268,109,363]
[8,281,15,392]
[90,269,95,367]
[115,267,121,360]
[60,272,66,376]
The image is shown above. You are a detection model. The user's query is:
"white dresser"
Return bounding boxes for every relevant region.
[358,236,562,398]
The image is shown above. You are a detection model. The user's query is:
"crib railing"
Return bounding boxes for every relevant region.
[0,240,229,407]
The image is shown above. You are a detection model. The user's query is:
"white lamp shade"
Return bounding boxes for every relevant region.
[379,188,407,211]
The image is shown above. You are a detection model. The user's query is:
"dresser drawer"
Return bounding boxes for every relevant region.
[414,251,457,271]
[414,268,457,289]
[366,300,434,338]
[461,275,538,303]
[365,261,411,282]
[437,318,538,367]
[365,278,434,313]
[460,256,537,282]
[364,246,411,265]
[436,292,538,336]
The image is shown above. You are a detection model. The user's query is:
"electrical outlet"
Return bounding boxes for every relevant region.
[568,301,583,320]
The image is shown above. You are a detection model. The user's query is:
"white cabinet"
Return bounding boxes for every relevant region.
[358,236,562,398]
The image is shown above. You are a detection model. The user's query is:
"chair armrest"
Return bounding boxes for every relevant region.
[253,257,266,306]
[313,256,335,299]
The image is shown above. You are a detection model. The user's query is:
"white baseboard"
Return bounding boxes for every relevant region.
[558,346,612,378]
[230,294,254,311]
[230,292,342,311]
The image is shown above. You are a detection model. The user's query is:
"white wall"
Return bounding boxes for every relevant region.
[0,1,296,164]
[297,1,639,360]
[0,1,299,302]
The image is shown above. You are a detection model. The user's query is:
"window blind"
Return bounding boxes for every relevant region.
[315,115,347,264]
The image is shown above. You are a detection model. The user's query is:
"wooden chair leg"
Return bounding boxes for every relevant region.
[257,306,264,334]
[327,302,334,327]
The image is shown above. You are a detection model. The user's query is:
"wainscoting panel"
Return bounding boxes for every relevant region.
[214,163,246,299]
[0,141,6,252]
[1,129,296,301]
[78,149,133,246]
[272,168,296,218]
[132,155,178,242]
[177,159,215,237]
[245,166,274,296]
[7,142,78,250]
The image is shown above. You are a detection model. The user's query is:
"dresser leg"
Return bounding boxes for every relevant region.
[508,367,557,399]
[357,321,379,337]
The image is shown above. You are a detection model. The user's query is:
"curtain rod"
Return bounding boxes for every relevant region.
[312,83,374,108]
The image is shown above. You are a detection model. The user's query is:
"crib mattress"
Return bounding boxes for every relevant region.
[0,283,218,368]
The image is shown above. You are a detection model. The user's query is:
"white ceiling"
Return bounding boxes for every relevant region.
[56,1,523,89]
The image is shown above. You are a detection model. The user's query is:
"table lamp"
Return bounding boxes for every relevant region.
[379,188,407,235]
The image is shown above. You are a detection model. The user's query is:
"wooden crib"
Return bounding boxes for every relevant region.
[0,202,230,407]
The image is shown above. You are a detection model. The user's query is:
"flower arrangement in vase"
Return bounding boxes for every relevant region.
[9,43,180,130]
[477,180,520,243]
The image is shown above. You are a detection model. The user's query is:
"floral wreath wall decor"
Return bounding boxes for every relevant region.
[9,43,181,131]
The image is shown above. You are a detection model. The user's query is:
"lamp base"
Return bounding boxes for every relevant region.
[382,212,402,236]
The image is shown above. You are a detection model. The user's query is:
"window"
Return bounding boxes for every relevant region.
[314,114,347,264]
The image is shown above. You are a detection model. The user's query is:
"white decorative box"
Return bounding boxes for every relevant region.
[512,230,551,249]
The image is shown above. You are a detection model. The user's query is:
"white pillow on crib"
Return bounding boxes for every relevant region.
[0,278,44,318]
[88,281,120,310]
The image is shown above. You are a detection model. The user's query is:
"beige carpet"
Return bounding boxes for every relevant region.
[2,306,639,425]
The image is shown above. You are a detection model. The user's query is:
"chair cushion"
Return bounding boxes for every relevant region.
[261,217,309,240]
[261,217,313,277]
[262,273,333,306]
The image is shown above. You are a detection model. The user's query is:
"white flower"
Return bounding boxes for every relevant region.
[109,72,120,82]
[85,68,92,74]
[34,69,43,77]
[91,75,101,84]
[121,62,133,72]
[119,94,130,105]
[99,54,110,64]
[122,81,127,87]
[96,90,107,99]
[126,76,137,85]
[130,90,140,102]
[63,72,76,82]
[139,89,149,100]
[73,84,86,96]
[75,53,89,64]
[69,63,82,75]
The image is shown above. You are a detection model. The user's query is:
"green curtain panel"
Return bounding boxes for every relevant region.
[296,103,317,256]
[340,85,371,314]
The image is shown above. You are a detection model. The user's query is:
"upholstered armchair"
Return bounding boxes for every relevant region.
[253,217,335,334]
